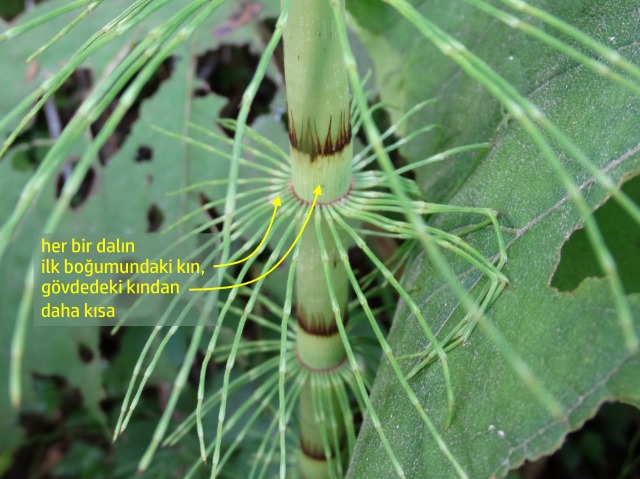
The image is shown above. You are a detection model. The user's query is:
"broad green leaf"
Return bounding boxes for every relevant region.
[348,0,639,203]
[0,162,104,451]
[0,0,149,121]
[347,2,640,477]
[551,175,640,294]
[63,44,228,232]
[0,0,271,451]
[0,0,280,133]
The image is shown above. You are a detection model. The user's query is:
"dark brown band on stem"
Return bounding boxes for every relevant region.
[301,438,345,461]
[289,110,352,161]
[301,440,330,461]
[297,309,349,336]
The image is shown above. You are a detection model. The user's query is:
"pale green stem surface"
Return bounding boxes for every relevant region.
[282,0,354,476]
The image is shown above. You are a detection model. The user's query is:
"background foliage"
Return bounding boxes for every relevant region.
[0,0,638,478]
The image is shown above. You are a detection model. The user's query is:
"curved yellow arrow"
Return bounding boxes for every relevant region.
[190,186,322,292]
[214,196,281,268]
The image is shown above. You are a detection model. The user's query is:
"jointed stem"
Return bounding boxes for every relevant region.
[282,0,355,476]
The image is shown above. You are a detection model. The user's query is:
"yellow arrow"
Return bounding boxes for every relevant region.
[190,186,322,292]
[214,196,282,268]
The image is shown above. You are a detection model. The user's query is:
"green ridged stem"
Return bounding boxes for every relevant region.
[296,326,346,370]
[284,0,352,203]
[291,146,352,203]
[294,210,350,479]
[295,219,349,337]
[282,0,353,476]
[299,453,335,479]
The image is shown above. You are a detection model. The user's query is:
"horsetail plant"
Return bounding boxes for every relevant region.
[1,0,639,478]
[131,1,509,476]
